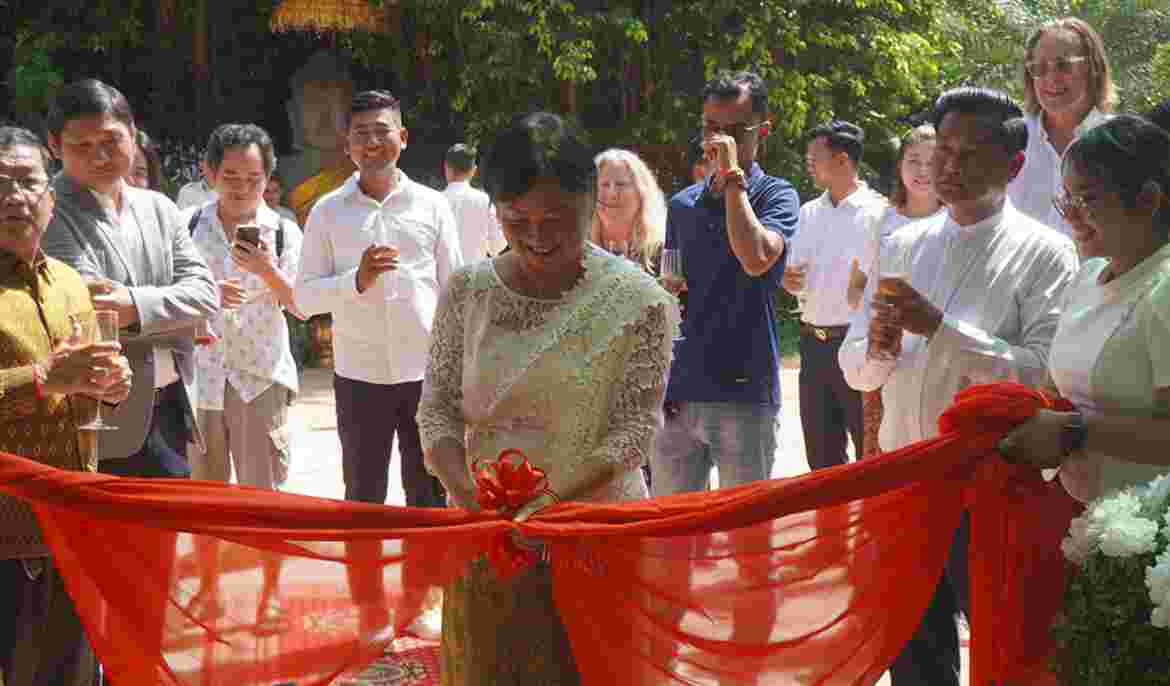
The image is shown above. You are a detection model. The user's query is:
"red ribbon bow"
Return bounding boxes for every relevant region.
[471,448,551,512]
[472,449,553,580]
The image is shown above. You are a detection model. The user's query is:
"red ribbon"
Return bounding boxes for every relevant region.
[472,449,554,579]
[472,448,552,512]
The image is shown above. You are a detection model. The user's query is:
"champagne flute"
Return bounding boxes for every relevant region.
[78,310,119,431]
[660,248,686,346]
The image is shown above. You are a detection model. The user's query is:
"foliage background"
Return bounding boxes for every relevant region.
[2,0,1168,359]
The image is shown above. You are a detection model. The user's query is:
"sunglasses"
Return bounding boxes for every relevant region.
[1025,55,1088,79]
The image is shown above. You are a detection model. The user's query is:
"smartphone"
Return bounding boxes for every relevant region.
[235,224,261,249]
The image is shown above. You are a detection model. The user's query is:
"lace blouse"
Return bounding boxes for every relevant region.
[417,246,679,503]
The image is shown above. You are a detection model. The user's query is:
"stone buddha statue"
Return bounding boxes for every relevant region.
[280,51,357,227]
[280,51,357,368]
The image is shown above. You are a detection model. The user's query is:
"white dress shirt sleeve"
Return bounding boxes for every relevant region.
[486,204,507,256]
[434,198,464,289]
[928,242,1077,388]
[293,203,361,317]
[839,271,898,392]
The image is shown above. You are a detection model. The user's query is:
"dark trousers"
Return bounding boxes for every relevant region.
[798,332,864,471]
[334,375,445,507]
[0,559,95,686]
[98,382,192,479]
[890,513,972,686]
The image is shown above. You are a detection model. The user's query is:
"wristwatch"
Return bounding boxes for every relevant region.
[1061,410,1089,456]
[722,166,748,191]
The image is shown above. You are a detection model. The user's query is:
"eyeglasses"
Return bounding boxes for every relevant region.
[700,120,766,141]
[1052,188,1098,220]
[1025,55,1088,79]
[0,174,50,201]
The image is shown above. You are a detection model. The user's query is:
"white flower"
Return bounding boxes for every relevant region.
[1146,551,1170,603]
[1145,474,1170,510]
[1062,512,1101,565]
[1098,515,1159,558]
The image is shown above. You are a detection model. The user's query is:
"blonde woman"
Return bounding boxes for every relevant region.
[592,148,667,273]
[1008,16,1116,249]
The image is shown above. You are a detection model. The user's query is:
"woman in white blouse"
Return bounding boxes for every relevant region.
[1006,17,1115,249]
[848,124,943,456]
[999,115,1170,502]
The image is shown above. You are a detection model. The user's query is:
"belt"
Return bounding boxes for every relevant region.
[800,322,850,342]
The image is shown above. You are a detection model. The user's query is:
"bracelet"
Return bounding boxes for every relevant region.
[722,166,748,191]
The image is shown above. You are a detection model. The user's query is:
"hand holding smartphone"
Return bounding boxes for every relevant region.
[234,224,261,250]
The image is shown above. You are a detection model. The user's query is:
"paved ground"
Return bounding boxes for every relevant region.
[280,364,966,685]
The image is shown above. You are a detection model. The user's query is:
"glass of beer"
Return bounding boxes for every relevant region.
[867,272,908,362]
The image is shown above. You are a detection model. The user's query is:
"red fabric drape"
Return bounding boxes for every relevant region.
[0,383,1079,685]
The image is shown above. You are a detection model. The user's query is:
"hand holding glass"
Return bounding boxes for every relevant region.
[78,310,120,431]
[785,261,809,313]
[867,273,908,362]
[660,249,685,294]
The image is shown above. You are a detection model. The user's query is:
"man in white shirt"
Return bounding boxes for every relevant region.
[839,88,1078,686]
[295,90,462,511]
[442,143,504,262]
[176,159,219,210]
[783,120,886,471]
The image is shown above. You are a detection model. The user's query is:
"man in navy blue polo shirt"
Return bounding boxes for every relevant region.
[651,70,800,497]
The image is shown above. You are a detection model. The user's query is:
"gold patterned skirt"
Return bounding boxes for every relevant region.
[441,557,580,686]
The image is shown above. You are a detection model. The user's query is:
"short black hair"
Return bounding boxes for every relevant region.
[480,112,595,203]
[702,71,768,119]
[205,123,277,176]
[932,87,1028,156]
[0,126,53,172]
[1146,99,1170,136]
[346,90,402,130]
[809,120,865,164]
[46,79,135,139]
[445,143,477,173]
[1064,114,1170,232]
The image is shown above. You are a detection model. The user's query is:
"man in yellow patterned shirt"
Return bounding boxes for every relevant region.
[0,126,131,686]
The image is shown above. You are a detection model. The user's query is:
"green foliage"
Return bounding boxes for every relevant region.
[1153,43,1170,102]
[8,35,65,123]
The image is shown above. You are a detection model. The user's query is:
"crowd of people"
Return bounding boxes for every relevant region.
[3,13,1170,686]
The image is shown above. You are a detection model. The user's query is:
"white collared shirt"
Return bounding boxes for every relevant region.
[791,184,888,327]
[839,202,1078,451]
[1008,109,1110,238]
[90,184,180,390]
[186,202,302,410]
[443,180,505,262]
[295,171,464,385]
[176,179,218,211]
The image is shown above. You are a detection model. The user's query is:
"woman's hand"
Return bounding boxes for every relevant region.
[997,409,1072,469]
[512,492,558,523]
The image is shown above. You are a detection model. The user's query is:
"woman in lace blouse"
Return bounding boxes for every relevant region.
[416,112,679,685]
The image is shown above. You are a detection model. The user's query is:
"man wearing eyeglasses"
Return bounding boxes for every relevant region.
[0,125,133,686]
[652,70,799,498]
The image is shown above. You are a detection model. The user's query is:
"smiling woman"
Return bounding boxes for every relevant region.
[416,112,679,685]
